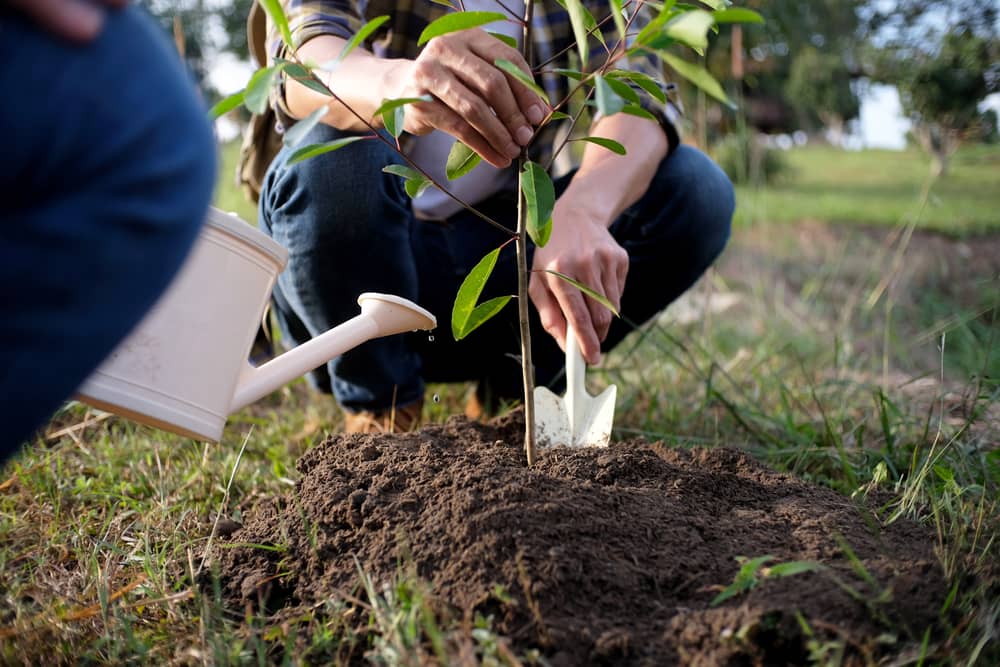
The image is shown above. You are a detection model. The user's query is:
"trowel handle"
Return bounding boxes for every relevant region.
[565,323,587,400]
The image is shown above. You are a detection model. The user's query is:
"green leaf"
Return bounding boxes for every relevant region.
[383,105,405,137]
[337,15,390,61]
[465,297,513,339]
[768,561,824,578]
[373,96,433,117]
[661,52,732,107]
[713,8,763,24]
[453,248,509,340]
[604,77,642,105]
[541,271,620,315]
[664,10,715,50]
[552,68,586,80]
[594,75,625,116]
[621,105,659,122]
[607,70,667,103]
[487,31,518,49]
[383,164,432,198]
[282,106,328,147]
[287,136,368,164]
[210,91,245,119]
[244,66,280,114]
[563,0,592,69]
[609,0,626,43]
[698,0,729,10]
[281,62,332,96]
[521,162,555,247]
[710,555,773,607]
[259,0,293,47]
[548,110,572,121]
[494,59,547,100]
[375,96,430,138]
[574,136,626,155]
[418,11,507,46]
[446,142,482,180]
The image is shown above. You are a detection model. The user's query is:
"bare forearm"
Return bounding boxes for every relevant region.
[559,114,669,226]
[286,35,400,131]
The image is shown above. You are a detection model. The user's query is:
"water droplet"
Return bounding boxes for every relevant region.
[428,335,435,342]
[432,393,441,403]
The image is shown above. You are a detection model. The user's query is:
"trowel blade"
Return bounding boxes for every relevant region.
[572,384,616,448]
[533,386,569,449]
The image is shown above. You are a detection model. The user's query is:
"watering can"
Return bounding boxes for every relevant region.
[77,207,436,441]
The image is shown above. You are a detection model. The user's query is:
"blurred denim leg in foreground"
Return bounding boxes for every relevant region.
[0,6,217,459]
[261,120,733,411]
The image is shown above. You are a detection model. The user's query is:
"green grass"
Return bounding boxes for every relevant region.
[1,142,998,664]
[734,144,1000,235]
[213,141,258,224]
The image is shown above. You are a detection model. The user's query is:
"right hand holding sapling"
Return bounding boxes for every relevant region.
[382,28,549,168]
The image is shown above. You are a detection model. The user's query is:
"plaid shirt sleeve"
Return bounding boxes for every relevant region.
[269,0,365,62]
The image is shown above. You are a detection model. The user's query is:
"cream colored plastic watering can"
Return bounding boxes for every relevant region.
[77,208,436,441]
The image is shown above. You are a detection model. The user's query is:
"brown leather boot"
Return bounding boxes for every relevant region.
[342,398,424,434]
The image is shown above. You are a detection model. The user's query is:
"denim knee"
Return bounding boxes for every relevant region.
[663,145,735,269]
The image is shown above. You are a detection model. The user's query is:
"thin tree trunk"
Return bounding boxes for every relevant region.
[518,0,537,466]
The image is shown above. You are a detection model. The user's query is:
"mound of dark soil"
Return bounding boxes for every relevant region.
[214,414,946,665]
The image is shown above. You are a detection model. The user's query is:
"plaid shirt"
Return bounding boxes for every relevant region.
[268,0,682,166]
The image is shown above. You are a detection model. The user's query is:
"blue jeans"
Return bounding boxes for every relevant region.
[0,7,217,458]
[260,124,734,412]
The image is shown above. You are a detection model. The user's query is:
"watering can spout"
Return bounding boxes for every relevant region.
[229,293,436,413]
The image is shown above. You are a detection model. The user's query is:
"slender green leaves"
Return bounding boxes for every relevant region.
[244,66,280,114]
[373,96,433,117]
[418,11,507,46]
[620,105,659,122]
[375,96,432,138]
[603,77,642,105]
[210,91,245,119]
[563,0,591,69]
[574,136,626,155]
[282,106,328,147]
[594,75,626,116]
[609,0,626,44]
[259,0,292,47]
[339,15,390,60]
[661,52,731,106]
[540,270,619,315]
[664,10,715,50]
[488,31,518,49]
[608,70,667,104]
[521,162,554,247]
[711,556,823,607]
[713,8,764,24]
[452,247,512,340]
[446,142,482,180]
[494,59,547,100]
[383,164,432,198]
[280,61,332,95]
[288,136,368,164]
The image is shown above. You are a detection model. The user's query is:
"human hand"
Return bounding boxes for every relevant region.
[9,0,127,42]
[528,197,628,365]
[383,28,549,169]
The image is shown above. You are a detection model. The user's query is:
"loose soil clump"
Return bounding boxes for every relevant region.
[215,413,947,665]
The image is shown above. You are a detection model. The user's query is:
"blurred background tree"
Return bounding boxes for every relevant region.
[864,0,999,175]
[138,0,254,105]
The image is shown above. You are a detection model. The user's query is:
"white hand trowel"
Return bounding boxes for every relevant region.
[533,324,617,449]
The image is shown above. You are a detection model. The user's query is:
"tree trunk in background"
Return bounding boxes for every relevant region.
[914,123,959,177]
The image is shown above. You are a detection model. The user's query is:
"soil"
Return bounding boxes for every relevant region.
[214,412,947,666]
